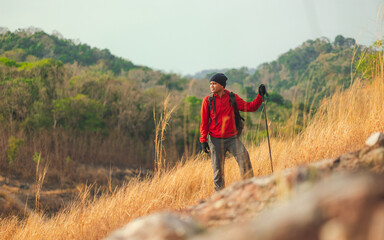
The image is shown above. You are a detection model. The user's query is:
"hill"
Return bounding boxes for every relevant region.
[186,67,256,79]
[0,27,142,74]
[249,36,359,104]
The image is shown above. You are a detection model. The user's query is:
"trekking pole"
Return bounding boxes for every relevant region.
[262,95,274,173]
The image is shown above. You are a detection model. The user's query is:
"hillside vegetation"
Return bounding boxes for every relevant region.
[0,29,194,186]
[0,27,140,74]
[0,28,367,188]
[0,28,383,239]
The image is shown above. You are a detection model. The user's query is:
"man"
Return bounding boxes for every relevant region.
[200,73,267,191]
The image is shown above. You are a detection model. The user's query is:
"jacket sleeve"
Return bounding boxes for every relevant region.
[235,93,263,112]
[200,96,210,143]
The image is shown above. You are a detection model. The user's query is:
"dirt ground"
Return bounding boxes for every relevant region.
[0,164,152,218]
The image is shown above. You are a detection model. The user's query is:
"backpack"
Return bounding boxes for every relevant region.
[208,92,245,136]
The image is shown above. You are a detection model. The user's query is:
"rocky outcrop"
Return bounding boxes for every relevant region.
[104,132,384,240]
[104,212,202,240]
[192,172,384,240]
[183,133,384,229]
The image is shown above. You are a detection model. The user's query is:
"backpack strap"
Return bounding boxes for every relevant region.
[229,92,236,109]
[208,94,217,125]
[229,92,238,115]
[229,92,245,135]
[229,92,244,120]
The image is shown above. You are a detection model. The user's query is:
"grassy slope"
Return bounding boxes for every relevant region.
[1,53,384,240]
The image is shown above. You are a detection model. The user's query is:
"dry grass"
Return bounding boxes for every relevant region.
[154,94,178,175]
[0,154,214,239]
[1,40,384,240]
[252,76,384,172]
[34,153,49,212]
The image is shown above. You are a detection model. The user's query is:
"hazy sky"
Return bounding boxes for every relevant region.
[0,0,383,75]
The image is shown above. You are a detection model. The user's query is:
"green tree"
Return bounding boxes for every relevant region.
[53,94,106,132]
[225,67,249,87]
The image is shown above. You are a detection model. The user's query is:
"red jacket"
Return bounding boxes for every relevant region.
[200,90,263,143]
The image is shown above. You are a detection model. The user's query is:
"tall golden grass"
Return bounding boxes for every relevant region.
[154,94,178,175]
[1,42,384,240]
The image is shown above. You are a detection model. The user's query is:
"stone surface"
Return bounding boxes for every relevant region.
[365,132,384,147]
[103,212,202,240]
[182,175,278,227]
[360,147,384,172]
[191,173,384,240]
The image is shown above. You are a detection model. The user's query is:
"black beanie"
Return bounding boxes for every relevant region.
[210,73,227,88]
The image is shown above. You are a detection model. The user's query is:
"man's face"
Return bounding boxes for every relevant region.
[210,81,224,94]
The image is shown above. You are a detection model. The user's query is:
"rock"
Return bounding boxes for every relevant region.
[360,147,384,172]
[103,212,202,240]
[309,158,337,170]
[367,204,384,240]
[333,151,361,171]
[319,219,348,240]
[359,132,384,159]
[190,172,384,240]
[184,176,277,227]
[365,132,384,147]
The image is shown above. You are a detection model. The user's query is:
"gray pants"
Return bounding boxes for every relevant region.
[208,135,254,192]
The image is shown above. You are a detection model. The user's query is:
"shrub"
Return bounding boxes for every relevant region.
[6,136,24,164]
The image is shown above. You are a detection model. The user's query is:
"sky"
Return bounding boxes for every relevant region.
[0,0,383,76]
